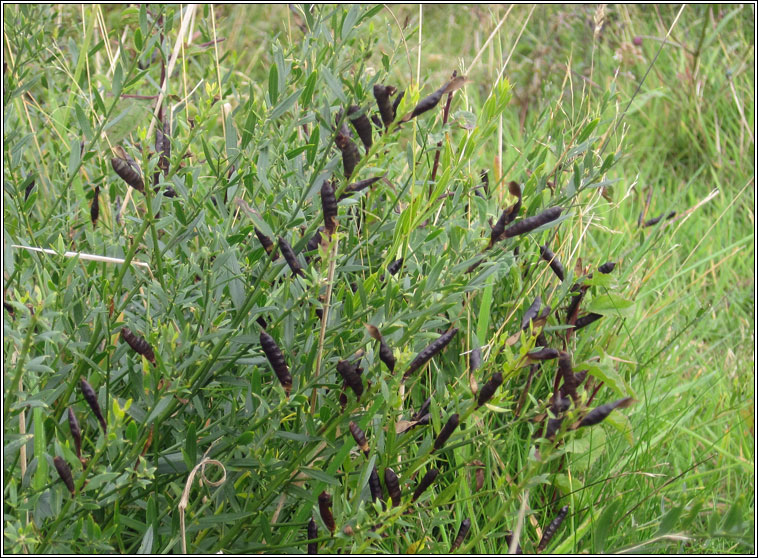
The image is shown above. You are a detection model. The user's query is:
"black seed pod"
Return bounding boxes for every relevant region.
[574,313,603,330]
[411,468,438,502]
[449,518,471,552]
[53,456,75,496]
[476,372,503,407]
[598,261,616,274]
[403,76,466,122]
[347,105,373,151]
[321,180,338,236]
[527,347,560,361]
[24,179,35,201]
[384,467,401,507]
[340,176,383,200]
[335,132,361,179]
[80,379,106,433]
[378,341,395,373]
[521,296,542,330]
[278,236,304,277]
[565,282,588,323]
[537,505,569,551]
[260,331,292,395]
[307,517,318,554]
[403,328,459,381]
[387,258,404,276]
[90,186,100,227]
[416,413,431,426]
[433,413,460,451]
[544,416,565,439]
[469,346,482,371]
[304,227,324,262]
[121,327,156,365]
[318,491,336,533]
[336,359,363,399]
[540,245,565,281]
[559,370,587,400]
[391,89,405,119]
[373,84,397,129]
[413,397,432,422]
[488,182,522,247]
[578,397,635,428]
[111,157,144,193]
[504,207,563,238]
[67,407,82,460]
[254,228,278,259]
[349,421,369,456]
[642,211,676,227]
[368,465,384,504]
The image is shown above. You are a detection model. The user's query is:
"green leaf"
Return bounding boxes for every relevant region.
[301,467,340,486]
[270,87,303,120]
[585,293,635,318]
[577,361,628,398]
[594,499,620,553]
[145,396,172,424]
[476,278,493,343]
[137,525,153,554]
[301,71,317,109]
[268,63,279,106]
[67,137,81,179]
[112,62,123,95]
[576,117,599,144]
[321,67,346,103]
[185,422,197,468]
[656,503,684,536]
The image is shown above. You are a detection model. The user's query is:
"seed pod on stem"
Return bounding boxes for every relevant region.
[521,296,542,330]
[598,261,616,274]
[433,413,460,451]
[318,491,336,533]
[400,76,467,122]
[488,182,522,248]
[384,467,401,507]
[121,327,156,365]
[307,517,318,554]
[254,228,278,259]
[347,105,372,151]
[373,84,397,129]
[111,157,144,193]
[537,505,569,551]
[449,518,471,552]
[278,236,305,277]
[80,379,106,433]
[504,207,562,238]
[339,176,383,200]
[476,372,503,407]
[321,180,338,236]
[411,468,439,502]
[403,328,459,382]
[67,407,82,461]
[53,456,76,496]
[540,244,565,281]
[527,347,560,361]
[578,397,635,428]
[366,324,396,373]
[260,331,292,395]
[574,313,603,330]
[336,359,363,399]
[348,421,369,456]
[368,465,384,504]
[335,132,360,179]
[304,227,323,263]
[90,186,100,227]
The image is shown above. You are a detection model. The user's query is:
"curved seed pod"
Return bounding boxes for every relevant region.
[318,491,336,533]
[574,312,603,330]
[254,228,278,259]
[598,261,616,274]
[469,346,482,371]
[347,105,373,151]
[90,186,100,227]
[384,467,401,507]
[321,180,338,236]
[336,359,363,399]
[527,347,560,361]
[476,372,503,407]
[565,281,588,324]
[378,341,395,373]
[540,245,565,281]
[559,370,587,399]
[368,465,384,504]
[348,421,369,456]
[402,328,459,381]
[121,327,156,365]
[111,157,144,193]
[304,227,324,263]
[335,132,360,179]
[413,397,432,422]
[53,456,75,496]
[340,176,383,200]
[544,416,565,439]
[402,76,467,122]
[24,179,35,201]
[642,211,676,227]
[433,413,460,451]
[412,468,439,502]
[449,518,471,552]
[370,113,383,129]
[260,331,292,395]
[558,351,581,404]
[278,236,304,277]
[80,379,106,433]
[416,413,430,426]
[391,89,405,119]
[578,397,635,428]
[373,84,397,129]
[307,517,318,554]
[504,531,523,554]
[67,407,82,460]
[387,258,404,276]
[521,296,542,330]
[488,181,522,247]
[504,207,563,238]
[537,505,569,551]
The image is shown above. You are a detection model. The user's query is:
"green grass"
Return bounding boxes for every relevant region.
[3,4,753,554]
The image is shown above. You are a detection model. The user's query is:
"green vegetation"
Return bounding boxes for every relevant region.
[3,4,753,554]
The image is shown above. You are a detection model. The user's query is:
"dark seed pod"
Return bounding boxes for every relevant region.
[504,531,523,554]
[476,372,503,407]
[24,179,35,201]
[574,313,603,330]
[449,518,471,552]
[413,397,432,422]
[278,236,304,277]
[469,346,482,371]
[578,397,635,428]
[544,416,565,439]
[552,394,572,414]
[347,105,373,151]
[540,245,565,281]
[339,176,383,200]
[378,340,396,373]
[433,413,460,451]
[304,227,324,262]
[318,491,336,533]
[559,370,587,400]
[504,207,563,238]
[254,228,278,259]
[537,505,569,551]
[67,407,82,460]
[80,379,106,433]
[598,261,616,274]
[368,465,384,504]
[336,359,363,399]
[402,328,459,381]
[373,84,397,129]
[307,517,318,554]
[412,468,439,502]
[53,456,76,496]
[348,421,369,456]
[260,331,292,395]
[402,76,466,122]
[488,181,522,247]
[121,327,156,365]
[90,186,100,227]
[111,157,144,193]
[384,467,401,507]
[527,347,560,361]
[416,413,431,426]
[335,132,361,179]
[558,351,581,404]
[565,282,588,324]
[155,126,170,177]
[370,113,383,129]
[387,258,404,276]
[471,460,485,492]
[642,211,676,227]
[521,296,542,330]
[321,180,338,236]
[391,89,405,119]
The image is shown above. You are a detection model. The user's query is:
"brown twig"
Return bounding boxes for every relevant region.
[430,70,458,196]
